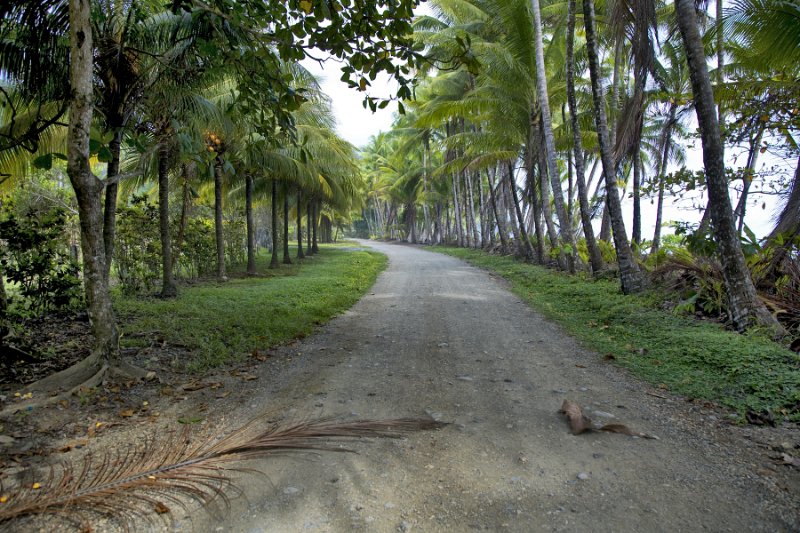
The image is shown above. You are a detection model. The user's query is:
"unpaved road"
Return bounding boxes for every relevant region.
[189,241,799,532]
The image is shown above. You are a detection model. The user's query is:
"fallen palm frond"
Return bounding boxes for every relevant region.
[0,416,447,529]
[560,400,658,439]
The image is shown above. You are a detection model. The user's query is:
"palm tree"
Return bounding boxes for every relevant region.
[674,0,780,332]
[582,0,645,294]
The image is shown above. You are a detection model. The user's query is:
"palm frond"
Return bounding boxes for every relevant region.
[0,416,446,529]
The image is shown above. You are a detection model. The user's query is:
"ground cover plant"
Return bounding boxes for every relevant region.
[115,245,386,372]
[436,246,800,423]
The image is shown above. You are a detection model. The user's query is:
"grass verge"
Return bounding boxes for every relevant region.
[114,245,386,371]
[435,246,800,423]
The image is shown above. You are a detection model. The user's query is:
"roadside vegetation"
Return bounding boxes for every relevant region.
[438,246,800,423]
[116,246,386,371]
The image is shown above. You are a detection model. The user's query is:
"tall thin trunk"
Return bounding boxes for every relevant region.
[213,159,227,281]
[525,127,547,263]
[566,0,604,273]
[296,190,305,259]
[451,174,464,247]
[282,186,292,264]
[102,130,121,281]
[501,167,521,254]
[466,171,480,247]
[716,0,724,125]
[157,141,176,297]
[311,201,319,253]
[531,0,577,272]
[632,149,642,246]
[537,125,565,268]
[477,172,489,248]
[246,174,256,275]
[270,180,279,269]
[733,126,765,235]
[675,0,779,331]
[652,105,676,254]
[583,0,644,294]
[507,162,535,260]
[172,162,194,273]
[307,201,313,253]
[486,169,508,254]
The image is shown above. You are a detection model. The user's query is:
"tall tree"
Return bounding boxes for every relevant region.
[674,0,781,332]
[582,0,645,294]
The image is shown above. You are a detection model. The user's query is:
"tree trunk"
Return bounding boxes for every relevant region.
[311,201,319,253]
[296,189,305,259]
[451,174,464,247]
[466,171,480,248]
[172,162,194,273]
[487,167,509,254]
[507,162,535,260]
[158,141,177,297]
[583,0,644,294]
[270,180,279,268]
[537,124,565,268]
[102,130,122,282]
[531,0,577,272]
[246,174,257,275]
[307,201,313,253]
[733,126,765,235]
[632,149,642,246]
[652,106,675,254]
[214,158,227,281]
[282,185,292,264]
[22,0,115,400]
[524,132,547,263]
[566,0,604,273]
[675,0,779,332]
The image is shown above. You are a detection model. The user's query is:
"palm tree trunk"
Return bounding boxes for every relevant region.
[531,0,577,272]
[486,168,508,253]
[172,162,194,273]
[214,158,227,280]
[537,126,565,268]
[270,180,279,269]
[451,174,464,247]
[157,141,176,297]
[583,0,644,294]
[632,149,642,246]
[524,128,547,263]
[733,126,765,234]
[566,0,604,273]
[652,106,676,254]
[507,162,535,260]
[102,130,122,282]
[307,201,313,253]
[466,171,480,247]
[296,189,305,259]
[674,0,779,331]
[282,185,292,264]
[246,174,257,275]
[311,201,319,253]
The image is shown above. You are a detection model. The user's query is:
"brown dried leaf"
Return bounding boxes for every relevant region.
[154,502,169,514]
[119,409,135,418]
[180,382,208,392]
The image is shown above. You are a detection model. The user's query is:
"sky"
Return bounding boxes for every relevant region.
[300,3,786,240]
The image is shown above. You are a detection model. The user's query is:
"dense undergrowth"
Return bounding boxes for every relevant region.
[115,245,386,371]
[436,246,800,423]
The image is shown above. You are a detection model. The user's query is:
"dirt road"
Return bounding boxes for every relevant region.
[194,241,797,532]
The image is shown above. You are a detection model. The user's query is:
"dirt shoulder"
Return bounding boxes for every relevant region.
[2,240,799,531]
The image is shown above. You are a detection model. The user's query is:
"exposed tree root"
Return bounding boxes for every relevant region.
[0,351,151,417]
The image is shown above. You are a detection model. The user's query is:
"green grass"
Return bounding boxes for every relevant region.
[435,247,800,423]
[114,245,386,371]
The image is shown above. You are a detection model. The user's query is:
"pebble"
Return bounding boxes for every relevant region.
[398,521,412,532]
[282,486,300,495]
[592,411,615,419]
[577,472,590,481]
[438,342,449,347]
[457,376,474,381]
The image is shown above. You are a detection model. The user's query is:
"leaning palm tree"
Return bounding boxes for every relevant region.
[674,0,781,332]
